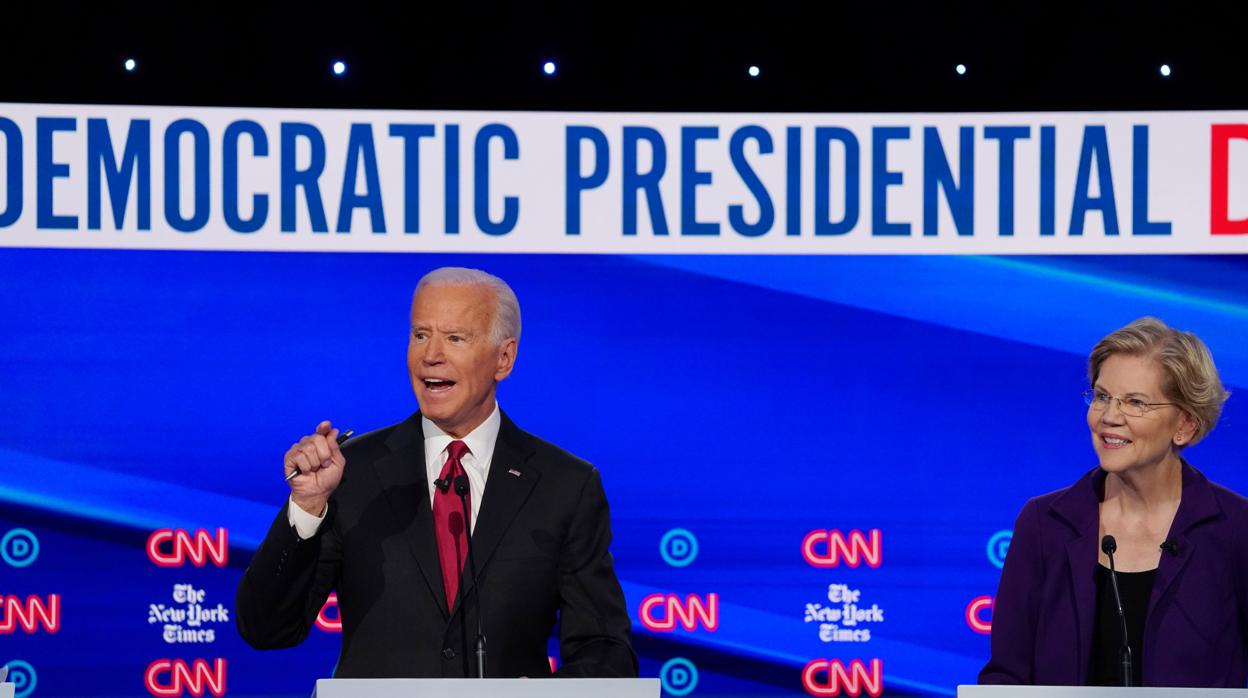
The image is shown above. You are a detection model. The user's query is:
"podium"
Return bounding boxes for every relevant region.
[314,678,660,698]
[959,687,1248,698]
[0,684,11,698]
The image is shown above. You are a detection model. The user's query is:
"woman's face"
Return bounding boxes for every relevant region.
[1087,353,1196,475]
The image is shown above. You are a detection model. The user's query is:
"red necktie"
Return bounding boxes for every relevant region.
[433,440,471,612]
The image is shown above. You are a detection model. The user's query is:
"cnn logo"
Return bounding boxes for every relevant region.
[638,593,718,632]
[802,658,883,697]
[145,658,226,697]
[966,596,993,634]
[801,529,882,569]
[316,593,341,632]
[147,529,228,567]
[0,593,60,633]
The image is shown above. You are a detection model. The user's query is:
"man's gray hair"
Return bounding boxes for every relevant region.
[414,267,522,344]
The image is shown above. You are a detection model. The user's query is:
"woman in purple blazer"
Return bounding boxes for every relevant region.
[979,317,1245,687]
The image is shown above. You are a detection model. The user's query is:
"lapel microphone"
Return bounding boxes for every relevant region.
[1160,540,1179,555]
[453,474,487,678]
[434,477,451,493]
[1101,534,1134,687]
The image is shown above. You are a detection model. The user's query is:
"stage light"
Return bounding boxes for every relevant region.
[332,61,347,77]
[543,61,557,76]
[748,65,760,78]
[124,58,137,72]
[1160,64,1172,77]
[955,63,967,76]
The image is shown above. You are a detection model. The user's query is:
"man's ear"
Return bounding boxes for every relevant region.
[494,338,518,382]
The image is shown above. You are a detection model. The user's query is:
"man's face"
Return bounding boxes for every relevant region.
[407,284,517,438]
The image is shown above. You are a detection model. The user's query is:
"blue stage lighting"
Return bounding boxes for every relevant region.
[332,61,347,77]
[543,61,557,76]
[1160,64,1172,77]
[124,58,136,72]
[955,63,967,76]
[748,65,760,78]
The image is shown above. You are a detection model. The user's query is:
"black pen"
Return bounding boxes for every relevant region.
[285,429,354,482]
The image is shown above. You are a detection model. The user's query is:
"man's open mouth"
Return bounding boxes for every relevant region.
[423,378,456,393]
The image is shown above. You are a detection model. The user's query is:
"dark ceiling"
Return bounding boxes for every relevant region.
[4,1,1244,112]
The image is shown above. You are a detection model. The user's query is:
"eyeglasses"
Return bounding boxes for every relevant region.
[1082,388,1177,417]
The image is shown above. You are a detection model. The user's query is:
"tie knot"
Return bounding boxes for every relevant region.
[446,440,470,462]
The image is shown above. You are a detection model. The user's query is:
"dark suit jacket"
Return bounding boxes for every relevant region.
[236,411,637,679]
[980,462,1248,686]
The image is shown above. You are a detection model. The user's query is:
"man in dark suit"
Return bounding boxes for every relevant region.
[236,267,636,679]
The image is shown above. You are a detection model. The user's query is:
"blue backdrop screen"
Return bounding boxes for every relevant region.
[2,249,1247,697]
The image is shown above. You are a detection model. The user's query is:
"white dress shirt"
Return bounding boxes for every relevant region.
[288,404,501,540]
[419,403,499,533]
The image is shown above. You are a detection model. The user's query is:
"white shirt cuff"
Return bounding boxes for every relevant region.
[288,497,327,540]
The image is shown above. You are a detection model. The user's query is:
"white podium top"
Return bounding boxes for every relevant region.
[315,678,660,698]
[960,686,1248,698]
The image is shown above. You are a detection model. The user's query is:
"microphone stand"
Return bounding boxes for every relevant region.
[1101,535,1133,687]
[455,475,487,678]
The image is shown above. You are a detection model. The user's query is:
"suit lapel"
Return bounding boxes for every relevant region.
[373,415,449,620]
[1064,530,1097,684]
[1148,462,1218,620]
[1050,467,1103,685]
[450,411,541,618]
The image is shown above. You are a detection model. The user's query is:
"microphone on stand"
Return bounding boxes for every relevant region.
[1101,535,1133,687]
[454,474,487,678]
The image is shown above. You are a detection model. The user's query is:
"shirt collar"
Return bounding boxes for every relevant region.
[422,403,502,469]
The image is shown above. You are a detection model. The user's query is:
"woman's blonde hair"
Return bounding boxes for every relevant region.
[1088,317,1229,445]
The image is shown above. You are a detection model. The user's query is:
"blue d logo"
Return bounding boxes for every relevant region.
[1,529,39,568]
[5,660,38,698]
[660,529,699,568]
[987,530,1012,569]
[660,657,699,696]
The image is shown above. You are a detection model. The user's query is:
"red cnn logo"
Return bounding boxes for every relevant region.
[145,659,226,698]
[316,593,341,632]
[639,593,719,632]
[1211,124,1248,235]
[147,529,228,567]
[802,530,882,568]
[0,593,60,634]
[966,595,993,634]
[802,659,883,697]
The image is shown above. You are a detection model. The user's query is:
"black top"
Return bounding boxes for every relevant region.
[1089,564,1157,686]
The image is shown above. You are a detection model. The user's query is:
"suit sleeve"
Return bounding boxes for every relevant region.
[554,467,638,678]
[1235,505,1248,666]
[978,497,1044,684]
[235,500,342,650]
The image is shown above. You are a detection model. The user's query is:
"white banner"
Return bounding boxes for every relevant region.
[1,103,1247,254]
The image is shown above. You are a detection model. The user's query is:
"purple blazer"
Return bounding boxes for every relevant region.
[979,463,1248,686]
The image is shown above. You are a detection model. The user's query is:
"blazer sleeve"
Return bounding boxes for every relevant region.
[553,467,639,678]
[1235,507,1248,659]
[235,500,342,650]
[979,497,1045,684]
